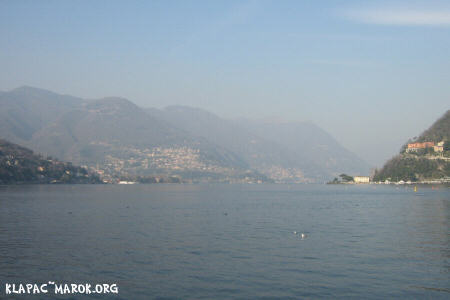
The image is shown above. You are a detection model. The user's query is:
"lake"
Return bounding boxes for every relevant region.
[0,184,448,299]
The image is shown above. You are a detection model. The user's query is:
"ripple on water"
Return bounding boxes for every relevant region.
[0,184,448,299]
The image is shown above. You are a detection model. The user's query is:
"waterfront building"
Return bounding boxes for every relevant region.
[354,176,370,183]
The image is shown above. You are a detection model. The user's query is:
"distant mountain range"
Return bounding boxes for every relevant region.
[373,110,449,182]
[147,105,370,182]
[0,86,370,182]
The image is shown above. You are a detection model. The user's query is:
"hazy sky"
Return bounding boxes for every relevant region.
[1,0,449,166]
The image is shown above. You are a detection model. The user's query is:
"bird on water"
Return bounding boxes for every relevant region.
[293,231,307,239]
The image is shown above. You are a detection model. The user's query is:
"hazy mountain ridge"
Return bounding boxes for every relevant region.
[145,106,294,168]
[147,105,371,181]
[0,87,254,182]
[236,119,370,177]
[0,86,83,143]
[0,86,370,182]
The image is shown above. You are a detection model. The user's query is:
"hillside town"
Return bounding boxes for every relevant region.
[88,146,227,182]
[83,145,273,184]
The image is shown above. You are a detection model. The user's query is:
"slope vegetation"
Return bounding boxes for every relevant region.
[0,139,101,184]
[374,110,450,182]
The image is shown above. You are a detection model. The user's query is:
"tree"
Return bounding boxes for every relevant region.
[339,173,354,182]
[444,141,450,152]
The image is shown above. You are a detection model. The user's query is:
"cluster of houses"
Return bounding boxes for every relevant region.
[406,141,445,153]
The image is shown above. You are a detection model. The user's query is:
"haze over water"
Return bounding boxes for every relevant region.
[1,184,448,299]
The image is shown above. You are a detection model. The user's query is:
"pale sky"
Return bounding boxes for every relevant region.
[1,0,449,166]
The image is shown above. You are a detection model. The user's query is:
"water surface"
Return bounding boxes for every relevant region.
[0,184,449,299]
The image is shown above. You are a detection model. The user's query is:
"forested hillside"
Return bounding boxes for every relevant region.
[0,139,101,184]
[374,110,450,182]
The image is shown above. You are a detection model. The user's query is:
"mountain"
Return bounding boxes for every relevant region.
[0,138,101,184]
[145,106,296,175]
[146,105,371,182]
[1,86,370,182]
[235,118,371,178]
[0,87,256,182]
[0,86,82,143]
[416,110,450,143]
[373,110,450,182]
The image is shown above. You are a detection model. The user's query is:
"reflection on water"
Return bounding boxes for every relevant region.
[0,184,449,299]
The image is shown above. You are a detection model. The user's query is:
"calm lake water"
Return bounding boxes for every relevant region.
[0,184,449,299]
